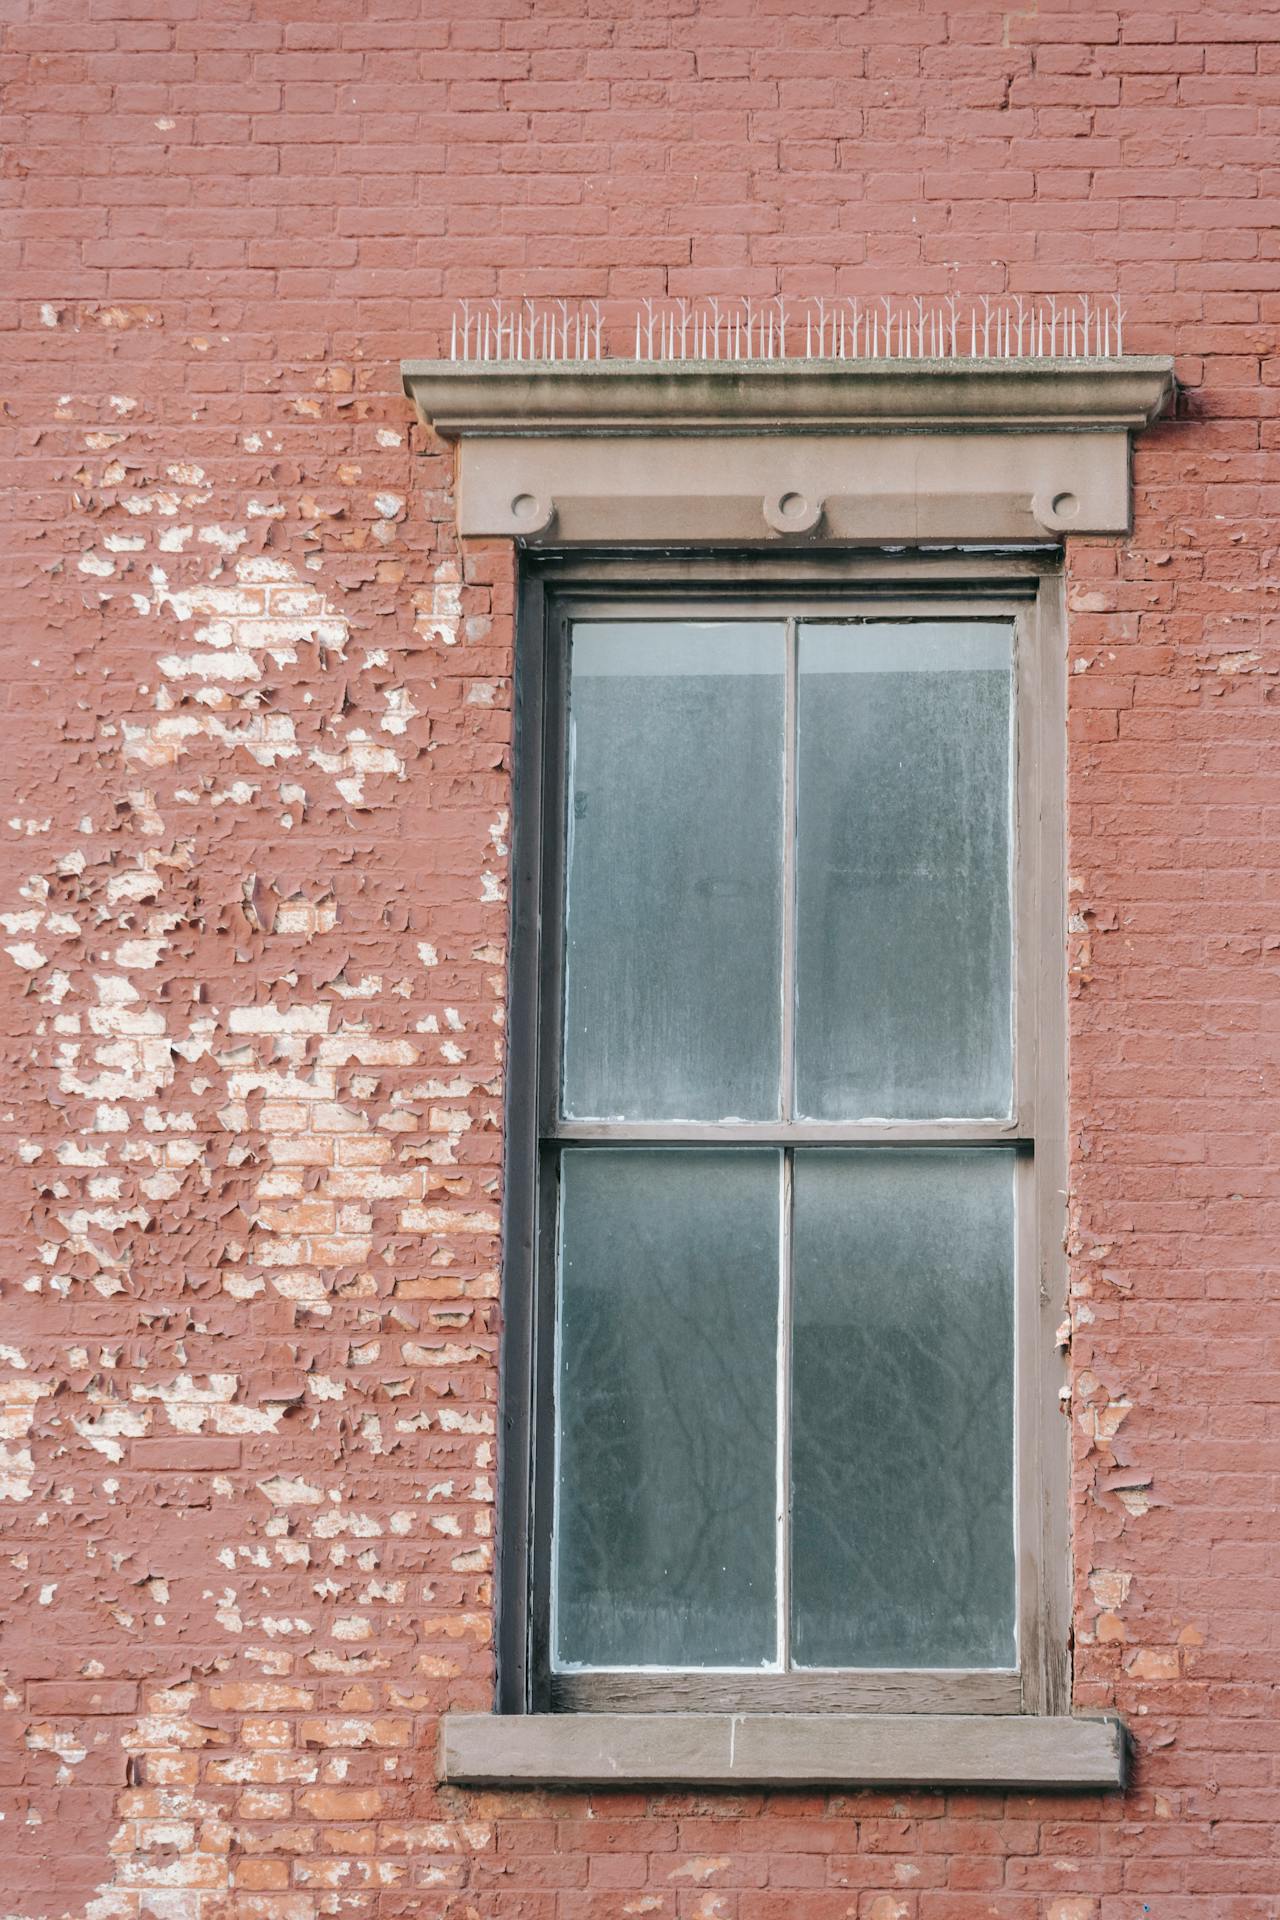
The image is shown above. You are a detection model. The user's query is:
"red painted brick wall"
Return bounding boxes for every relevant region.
[1,3,1276,1915]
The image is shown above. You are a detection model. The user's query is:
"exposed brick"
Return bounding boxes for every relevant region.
[26,1681,138,1714]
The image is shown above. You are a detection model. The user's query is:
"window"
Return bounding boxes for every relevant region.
[402,346,1162,1784]
[501,554,1069,1722]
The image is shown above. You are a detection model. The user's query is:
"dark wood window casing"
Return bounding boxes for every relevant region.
[498,548,1070,1723]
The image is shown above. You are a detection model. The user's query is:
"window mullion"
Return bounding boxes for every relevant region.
[778,617,798,1674]
[781,614,798,1124]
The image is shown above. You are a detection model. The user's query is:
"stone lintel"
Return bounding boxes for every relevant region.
[400,356,1174,545]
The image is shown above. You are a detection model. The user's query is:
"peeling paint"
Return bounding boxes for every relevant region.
[2,379,508,1909]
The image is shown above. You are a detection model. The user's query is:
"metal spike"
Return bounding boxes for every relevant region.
[442,290,1130,367]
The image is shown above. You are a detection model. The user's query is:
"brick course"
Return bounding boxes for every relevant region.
[1,1,1277,1914]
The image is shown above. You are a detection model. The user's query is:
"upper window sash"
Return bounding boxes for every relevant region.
[538,593,1041,1146]
[559,614,1017,1131]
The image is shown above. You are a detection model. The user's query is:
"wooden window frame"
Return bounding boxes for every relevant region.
[498,546,1070,1723]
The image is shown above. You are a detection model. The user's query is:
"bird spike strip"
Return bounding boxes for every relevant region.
[448,294,1127,363]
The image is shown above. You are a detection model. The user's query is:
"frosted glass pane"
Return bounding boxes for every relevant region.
[795,622,1013,1120]
[563,622,784,1121]
[555,1149,780,1668]
[791,1149,1016,1669]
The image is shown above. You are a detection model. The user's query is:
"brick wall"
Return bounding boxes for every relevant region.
[1,2,1276,1914]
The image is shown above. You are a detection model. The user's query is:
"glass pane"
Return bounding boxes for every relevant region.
[555,1148,780,1668]
[790,1148,1016,1669]
[563,621,785,1121]
[795,622,1013,1120]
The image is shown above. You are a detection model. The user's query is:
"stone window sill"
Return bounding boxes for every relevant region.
[440,1711,1127,1790]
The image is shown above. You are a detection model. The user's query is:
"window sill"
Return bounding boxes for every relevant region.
[440,1711,1127,1791]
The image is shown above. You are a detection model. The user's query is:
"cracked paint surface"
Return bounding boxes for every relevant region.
[3,322,512,1913]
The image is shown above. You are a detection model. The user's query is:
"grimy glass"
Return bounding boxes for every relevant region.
[553,617,1017,1677]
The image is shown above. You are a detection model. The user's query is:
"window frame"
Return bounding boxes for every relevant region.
[499,547,1069,1721]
